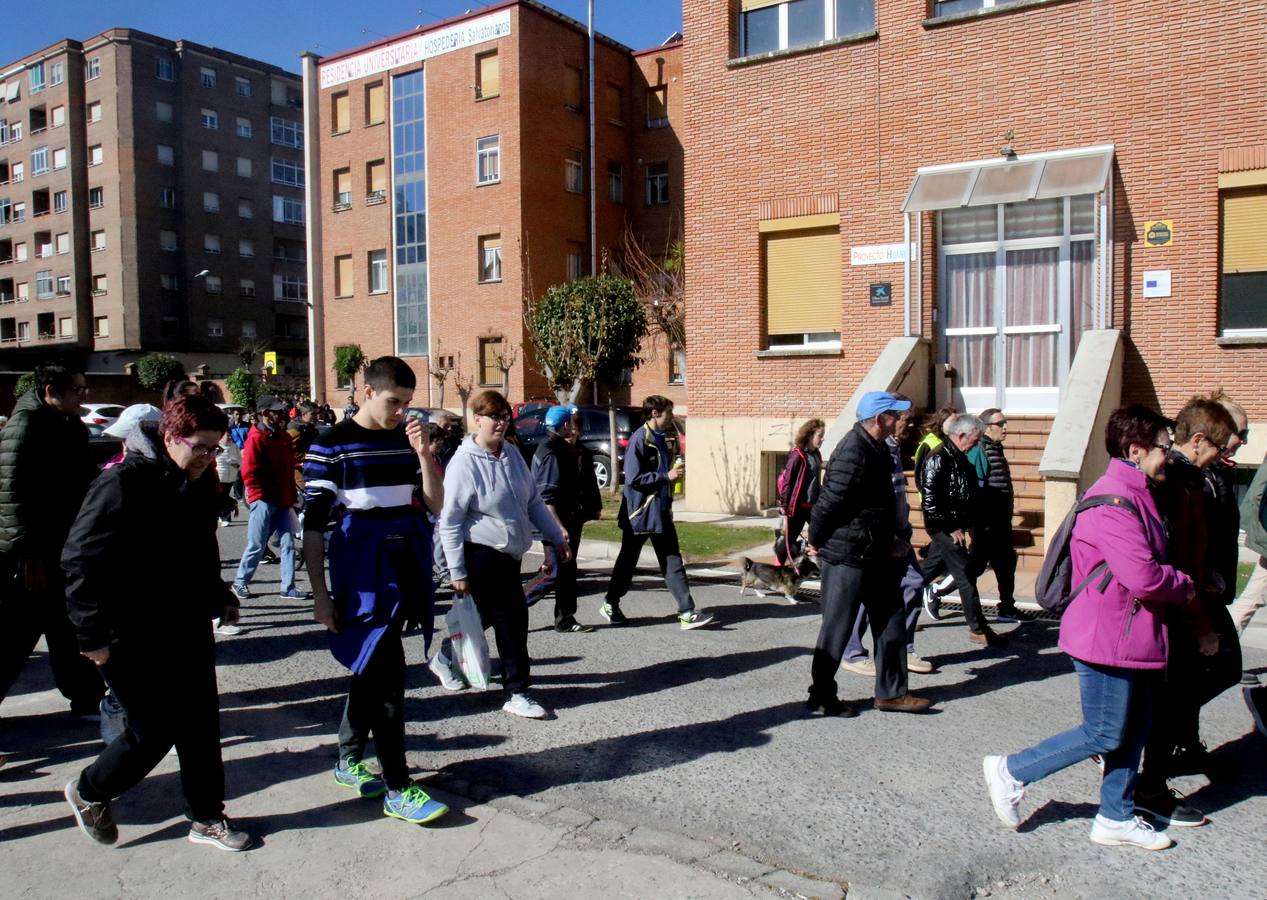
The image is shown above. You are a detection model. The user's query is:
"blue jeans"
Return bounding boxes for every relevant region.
[235,500,296,594]
[1006,659,1155,822]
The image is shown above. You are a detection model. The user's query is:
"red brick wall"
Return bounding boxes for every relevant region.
[683,0,1267,421]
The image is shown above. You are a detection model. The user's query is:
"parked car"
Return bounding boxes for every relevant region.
[86,423,123,469]
[217,403,248,418]
[513,404,646,490]
[405,406,459,425]
[512,398,557,419]
[79,403,126,428]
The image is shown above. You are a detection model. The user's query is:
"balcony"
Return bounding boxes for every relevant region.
[366,190,386,206]
[332,192,352,212]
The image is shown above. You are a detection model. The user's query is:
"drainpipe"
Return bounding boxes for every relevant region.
[902,212,911,337]
[301,52,325,402]
[587,0,597,276]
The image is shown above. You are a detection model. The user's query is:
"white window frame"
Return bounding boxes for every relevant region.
[240,278,256,298]
[236,117,252,138]
[369,249,388,293]
[52,105,66,128]
[86,57,101,81]
[270,117,303,149]
[241,319,257,338]
[88,145,103,167]
[207,317,224,337]
[271,156,304,187]
[53,147,69,170]
[203,191,220,213]
[87,102,102,124]
[31,146,48,175]
[239,238,254,258]
[235,76,252,97]
[738,0,875,57]
[50,62,64,86]
[479,240,502,283]
[476,135,501,185]
[200,66,217,89]
[206,275,223,294]
[273,195,304,225]
[565,152,584,193]
[200,108,219,130]
[204,234,221,255]
[53,190,66,213]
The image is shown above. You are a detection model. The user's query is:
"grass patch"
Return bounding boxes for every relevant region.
[1238,560,1256,595]
[584,490,772,562]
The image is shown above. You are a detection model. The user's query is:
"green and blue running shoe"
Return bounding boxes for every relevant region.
[383,784,449,825]
[678,610,715,630]
[334,759,387,798]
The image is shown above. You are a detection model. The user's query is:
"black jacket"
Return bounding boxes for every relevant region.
[978,435,1014,522]
[807,423,897,566]
[0,389,94,558]
[532,431,601,525]
[62,424,236,652]
[1203,461,1239,605]
[917,441,978,534]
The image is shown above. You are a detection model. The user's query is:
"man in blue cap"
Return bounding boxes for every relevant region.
[805,391,931,716]
[526,406,601,632]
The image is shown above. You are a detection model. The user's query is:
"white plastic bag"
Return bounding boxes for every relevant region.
[445,593,491,690]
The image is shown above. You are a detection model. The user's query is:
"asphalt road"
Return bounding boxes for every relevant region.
[2,519,1264,899]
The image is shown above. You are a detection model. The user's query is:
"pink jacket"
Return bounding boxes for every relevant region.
[1058,458,1194,669]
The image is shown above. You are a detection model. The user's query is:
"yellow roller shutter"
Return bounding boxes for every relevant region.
[335,170,351,195]
[478,52,499,99]
[765,227,841,335]
[366,83,384,124]
[1222,190,1267,272]
[368,160,386,194]
[741,0,783,10]
[564,67,582,110]
[335,255,353,296]
[333,93,350,133]
[647,87,667,124]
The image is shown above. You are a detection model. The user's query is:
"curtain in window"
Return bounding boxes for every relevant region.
[1070,240,1095,358]
[945,252,994,387]
[1004,246,1059,387]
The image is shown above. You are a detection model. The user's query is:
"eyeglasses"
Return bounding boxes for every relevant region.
[176,436,224,458]
[1153,441,1173,453]
[1238,428,1250,443]
[71,385,89,396]
[481,413,512,423]
[988,419,1008,428]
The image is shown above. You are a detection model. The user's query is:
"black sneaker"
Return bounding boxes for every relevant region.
[189,817,253,851]
[805,694,858,718]
[64,780,118,845]
[1245,686,1267,738]
[599,602,627,625]
[1167,742,1232,781]
[1135,786,1207,828]
[555,619,594,633]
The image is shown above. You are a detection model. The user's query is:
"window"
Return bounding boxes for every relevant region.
[200,66,217,88]
[18,321,30,340]
[366,159,387,202]
[88,101,103,124]
[645,162,669,206]
[476,51,499,99]
[369,249,388,293]
[479,337,504,386]
[238,198,254,218]
[58,316,73,337]
[566,242,584,280]
[14,242,26,261]
[89,187,104,208]
[1221,187,1267,335]
[156,56,175,81]
[335,254,353,297]
[236,157,252,178]
[392,70,427,356]
[13,201,25,222]
[604,83,624,123]
[207,318,224,337]
[669,343,686,384]
[87,145,102,166]
[274,273,307,301]
[30,64,45,94]
[11,161,23,182]
[476,135,500,184]
[160,230,178,251]
[204,234,221,254]
[240,278,256,298]
[206,276,222,294]
[235,76,251,97]
[57,275,71,294]
[158,187,174,208]
[94,316,109,338]
[933,0,1022,16]
[740,0,875,56]
[236,117,252,138]
[270,117,303,148]
[202,150,218,172]
[479,234,502,283]
[646,86,668,128]
[52,105,66,127]
[55,232,69,254]
[565,149,583,193]
[91,230,105,251]
[157,144,175,166]
[92,274,107,294]
[271,156,304,187]
[15,281,28,301]
[156,101,173,123]
[36,270,53,298]
[273,195,304,224]
[241,319,257,339]
[607,161,624,203]
[763,221,842,348]
[203,191,220,213]
[333,168,352,209]
[161,273,179,290]
[86,58,101,80]
[332,92,350,133]
[564,66,583,111]
[239,238,254,258]
[200,108,218,130]
[54,147,69,169]
[365,82,385,124]
[32,147,48,175]
[50,63,64,86]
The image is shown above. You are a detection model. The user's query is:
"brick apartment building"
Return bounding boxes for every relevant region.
[0,30,308,380]
[681,0,1267,519]
[305,0,685,412]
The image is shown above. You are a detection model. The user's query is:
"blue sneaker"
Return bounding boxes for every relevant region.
[279,588,311,601]
[383,784,448,825]
[231,583,250,602]
[334,759,386,798]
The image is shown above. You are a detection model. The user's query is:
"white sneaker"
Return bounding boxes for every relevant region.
[906,653,934,674]
[983,755,1025,829]
[213,619,242,636]
[1089,814,1173,851]
[502,693,549,719]
[840,658,876,676]
[428,652,467,692]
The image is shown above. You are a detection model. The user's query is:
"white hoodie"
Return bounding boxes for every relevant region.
[439,436,565,581]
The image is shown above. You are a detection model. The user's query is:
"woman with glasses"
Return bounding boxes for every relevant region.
[983,405,1194,851]
[438,390,569,719]
[62,395,253,851]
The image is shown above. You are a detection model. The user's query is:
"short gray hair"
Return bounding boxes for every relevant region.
[945,413,984,438]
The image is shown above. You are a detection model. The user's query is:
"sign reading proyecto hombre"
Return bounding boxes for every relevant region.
[319,9,512,90]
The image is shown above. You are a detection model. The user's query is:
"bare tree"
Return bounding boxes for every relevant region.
[617,224,684,351]
[452,353,475,424]
[494,341,519,399]
[429,354,454,408]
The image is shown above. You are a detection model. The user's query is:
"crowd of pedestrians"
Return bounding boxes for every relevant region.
[0,356,1263,858]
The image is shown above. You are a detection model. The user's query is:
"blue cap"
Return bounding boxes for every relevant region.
[544,405,578,428]
[856,391,912,420]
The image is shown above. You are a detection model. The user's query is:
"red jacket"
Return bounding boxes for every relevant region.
[241,424,297,507]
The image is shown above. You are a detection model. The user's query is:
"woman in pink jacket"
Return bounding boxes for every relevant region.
[982,406,1195,851]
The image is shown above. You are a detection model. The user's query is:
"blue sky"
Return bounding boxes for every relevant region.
[2,0,684,73]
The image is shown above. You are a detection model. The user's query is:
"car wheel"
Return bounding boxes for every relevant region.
[593,455,612,490]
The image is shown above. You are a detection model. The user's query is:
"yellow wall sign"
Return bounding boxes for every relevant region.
[263,351,278,373]
[1144,220,1174,247]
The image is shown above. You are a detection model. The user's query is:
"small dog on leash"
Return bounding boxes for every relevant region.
[739,557,808,604]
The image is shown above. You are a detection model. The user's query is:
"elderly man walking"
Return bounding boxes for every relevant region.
[805,392,931,717]
[918,413,1007,648]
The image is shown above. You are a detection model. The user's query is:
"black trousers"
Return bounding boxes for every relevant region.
[338,614,408,789]
[1140,601,1242,787]
[920,531,987,632]
[524,517,584,626]
[78,627,225,822]
[605,519,694,614]
[465,542,531,696]
[810,558,908,701]
[775,508,812,566]
[975,518,1017,610]
[0,557,104,712]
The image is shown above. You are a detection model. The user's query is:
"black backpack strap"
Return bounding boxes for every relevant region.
[1067,494,1145,604]
[1068,561,1109,604]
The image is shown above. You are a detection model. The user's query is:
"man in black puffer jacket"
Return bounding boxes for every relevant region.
[0,362,104,717]
[967,409,1021,623]
[919,412,1005,648]
[805,392,931,717]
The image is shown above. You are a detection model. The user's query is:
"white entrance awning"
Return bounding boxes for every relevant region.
[900,144,1114,213]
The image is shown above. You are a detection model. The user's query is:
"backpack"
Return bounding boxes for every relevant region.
[1034,494,1143,615]
[776,447,807,515]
